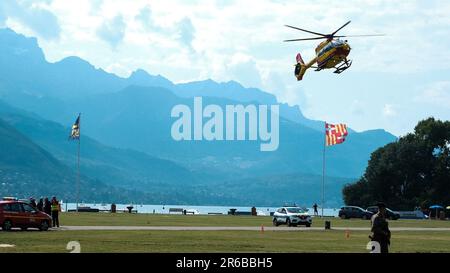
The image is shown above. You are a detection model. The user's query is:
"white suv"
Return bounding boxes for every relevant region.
[273,207,312,227]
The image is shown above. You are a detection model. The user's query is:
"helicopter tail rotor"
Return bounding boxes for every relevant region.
[294,53,308,81]
[296,53,305,65]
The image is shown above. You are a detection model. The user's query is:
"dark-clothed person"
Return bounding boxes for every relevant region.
[370,202,391,253]
[50,197,60,228]
[30,198,37,209]
[44,198,52,215]
[37,198,44,211]
[313,203,318,216]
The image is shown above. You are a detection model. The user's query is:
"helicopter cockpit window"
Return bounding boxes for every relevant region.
[319,40,345,56]
[319,43,333,55]
[332,39,344,46]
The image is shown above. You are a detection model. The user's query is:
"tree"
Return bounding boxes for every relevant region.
[343,118,450,210]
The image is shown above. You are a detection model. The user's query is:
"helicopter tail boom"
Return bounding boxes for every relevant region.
[294,53,317,81]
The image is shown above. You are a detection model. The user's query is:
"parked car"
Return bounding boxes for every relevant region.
[338,206,373,220]
[273,207,312,227]
[0,200,52,231]
[366,206,401,220]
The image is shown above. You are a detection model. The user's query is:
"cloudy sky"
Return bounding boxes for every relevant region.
[1,0,449,136]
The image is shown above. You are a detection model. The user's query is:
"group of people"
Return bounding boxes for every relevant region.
[29,196,61,228]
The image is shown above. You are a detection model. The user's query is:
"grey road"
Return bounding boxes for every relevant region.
[57,226,450,232]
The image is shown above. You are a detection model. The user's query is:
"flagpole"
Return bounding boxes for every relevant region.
[322,121,326,218]
[76,113,81,212]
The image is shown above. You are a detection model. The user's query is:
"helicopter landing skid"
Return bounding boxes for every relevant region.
[334,60,352,74]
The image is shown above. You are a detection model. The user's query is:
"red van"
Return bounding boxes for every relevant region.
[0,200,52,231]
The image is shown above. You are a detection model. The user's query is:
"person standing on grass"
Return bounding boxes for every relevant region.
[51,196,60,228]
[37,198,44,211]
[370,202,391,253]
[30,197,37,208]
[313,203,319,216]
[44,197,51,215]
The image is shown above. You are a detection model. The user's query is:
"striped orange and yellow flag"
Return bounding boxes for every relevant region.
[325,123,348,146]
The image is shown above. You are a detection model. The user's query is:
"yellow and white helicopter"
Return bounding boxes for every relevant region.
[284,21,384,81]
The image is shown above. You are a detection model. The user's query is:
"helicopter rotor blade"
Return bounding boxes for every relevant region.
[331,21,351,36]
[284,37,327,42]
[284,25,327,37]
[334,34,386,38]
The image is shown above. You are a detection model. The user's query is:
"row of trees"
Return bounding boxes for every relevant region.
[343,118,450,210]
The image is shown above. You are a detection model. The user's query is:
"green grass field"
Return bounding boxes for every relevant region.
[1,213,449,253]
[59,212,450,228]
[1,230,450,253]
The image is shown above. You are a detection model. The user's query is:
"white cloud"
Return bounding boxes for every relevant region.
[176,17,195,49]
[223,53,262,88]
[350,100,365,116]
[135,6,154,30]
[97,15,126,48]
[382,104,397,117]
[106,62,131,78]
[1,0,61,40]
[415,81,450,108]
[0,7,5,26]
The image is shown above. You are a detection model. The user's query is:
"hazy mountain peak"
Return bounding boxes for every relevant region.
[223,80,243,88]
[128,68,173,89]
[56,56,95,69]
[0,28,45,63]
[0,28,37,48]
[359,128,397,138]
[130,68,151,78]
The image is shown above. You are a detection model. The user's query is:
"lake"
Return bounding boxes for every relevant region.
[63,202,339,217]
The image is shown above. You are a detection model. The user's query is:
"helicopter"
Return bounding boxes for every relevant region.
[284,21,384,81]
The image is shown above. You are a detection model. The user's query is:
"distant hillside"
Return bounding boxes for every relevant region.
[0,118,149,203]
[0,98,361,206]
[59,86,394,179]
[0,100,250,205]
[1,82,397,179]
[0,102,197,190]
[196,173,355,207]
[174,80,326,131]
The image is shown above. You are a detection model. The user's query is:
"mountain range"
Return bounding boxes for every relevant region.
[0,114,152,203]
[0,28,397,207]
